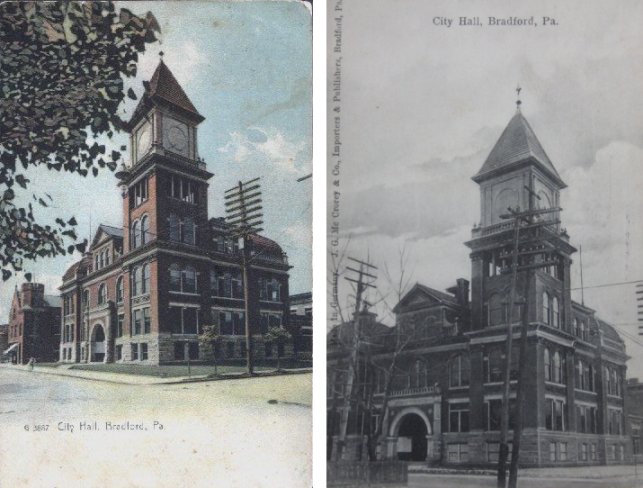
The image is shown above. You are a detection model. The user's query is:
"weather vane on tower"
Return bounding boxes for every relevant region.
[516,84,522,111]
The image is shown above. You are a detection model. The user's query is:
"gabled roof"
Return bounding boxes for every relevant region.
[473,111,565,188]
[128,60,204,127]
[393,282,458,313]
[90,224,123,250]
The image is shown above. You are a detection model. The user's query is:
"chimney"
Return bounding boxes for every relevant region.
[456,278,469,307]
[21,282,45,308]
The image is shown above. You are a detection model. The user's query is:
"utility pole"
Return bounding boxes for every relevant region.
[496,177,562,488]
[637,283,643,335]
[336,256,377,461]
[225,177,263,375]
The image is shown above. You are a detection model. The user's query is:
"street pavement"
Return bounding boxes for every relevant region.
[409,470,643,488]
[0,367,311,487]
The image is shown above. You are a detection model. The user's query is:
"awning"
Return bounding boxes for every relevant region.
[3,343,18,355]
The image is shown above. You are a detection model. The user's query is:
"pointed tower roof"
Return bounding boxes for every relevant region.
[127,59,204,128]
[473,111,565,188]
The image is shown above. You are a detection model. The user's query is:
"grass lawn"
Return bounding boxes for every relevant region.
[67,363,271,377]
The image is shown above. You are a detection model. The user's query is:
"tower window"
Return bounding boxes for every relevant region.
[169,175,197,203]
[130,177,148,208]
[543,292,550,325]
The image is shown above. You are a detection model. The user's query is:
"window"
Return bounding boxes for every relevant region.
[259,277,282,302]
[545,398,567,431]
[552,351,565,384]
[140,343,148,361]
[99,251,104,269]
[130,177,148,208]
[169,175,196,203]
[117,314,124,338]
[486,399,516,431]
[183,216,195,245]
[131,343,139,361]
[608,408,623,435]
[590,443,597,461]
[558,442,567,461]
[169,306,199,335]
[169,264,198,294]
[543,292,550,325]
[552,297,560,328]
[226,342,234,358]
[98,283,107,305]
[133,309,142,335]
[580,443,588,461]
[573,318,579,336]
[141,215,149,245]
[449,403,470,432]
[183,266,197,293]
[82,290,90,309]
[170,264,181,291]
[483,348,505,383]
[115,345,122,361]
[169,214,180,242]
[240,341,247,358]
[116,277,124,303]
[447,443,468,463]
[188,342,199,360]
[132,220,140,249]
[219,311,246,335]
[143,307,151,334]
[141,263,150,294]
[131,265,143,296]
[211,268,244,298]
[544,348,551,381]
[411,360,428,388]
[449,354,470,387]
[95,254,99,271]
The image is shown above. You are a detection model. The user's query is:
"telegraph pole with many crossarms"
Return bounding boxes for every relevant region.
[225,177,263,375]
[336,256,377,461]
[496,175,563,488]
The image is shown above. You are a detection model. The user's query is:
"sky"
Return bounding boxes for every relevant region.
[328,0,643,377]
[1,1,312,316]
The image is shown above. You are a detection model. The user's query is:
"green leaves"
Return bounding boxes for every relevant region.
[0,1,159,280]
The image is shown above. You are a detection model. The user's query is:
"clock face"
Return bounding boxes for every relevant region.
[168,125,187,152]
[163,117,189,156]
[137,123,152,158]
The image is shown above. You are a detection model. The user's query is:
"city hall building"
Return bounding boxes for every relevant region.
[327,107,631,467]
[59,59,291,364]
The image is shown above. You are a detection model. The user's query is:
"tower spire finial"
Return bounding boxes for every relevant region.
[159,50,165,62]
[516,84,522,111]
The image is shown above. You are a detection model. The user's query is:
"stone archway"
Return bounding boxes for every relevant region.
[90,324,106,363]
[389,408,432,462]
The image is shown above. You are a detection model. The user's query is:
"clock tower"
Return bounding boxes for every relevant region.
[116,58,214,361]
[465,107,577,331]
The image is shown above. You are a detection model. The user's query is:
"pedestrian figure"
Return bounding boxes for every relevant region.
[28,357,34,371]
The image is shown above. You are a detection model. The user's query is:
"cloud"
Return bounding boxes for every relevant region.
[284,222,312,248]
[218,127,309,175]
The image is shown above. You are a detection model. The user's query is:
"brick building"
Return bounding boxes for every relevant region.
[6,283,61,364]
[328,108,631,467]
[59,59,292,365]
[290,292,312,354]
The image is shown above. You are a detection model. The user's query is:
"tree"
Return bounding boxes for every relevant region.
[264,326,292,372]
[0,1,160,280]
[199,324,223,376]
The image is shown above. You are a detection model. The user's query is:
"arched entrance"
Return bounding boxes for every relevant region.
[391,411,430,462]
[90,324,105,363]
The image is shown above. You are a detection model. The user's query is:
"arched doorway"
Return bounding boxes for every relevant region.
[395,413,428,461]
[91,324,105,362]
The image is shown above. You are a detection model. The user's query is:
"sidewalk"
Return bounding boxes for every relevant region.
[411,464,642,480]
[0,363,311,385]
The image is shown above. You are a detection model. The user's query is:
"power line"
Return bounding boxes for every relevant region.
[568,279,643,291]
